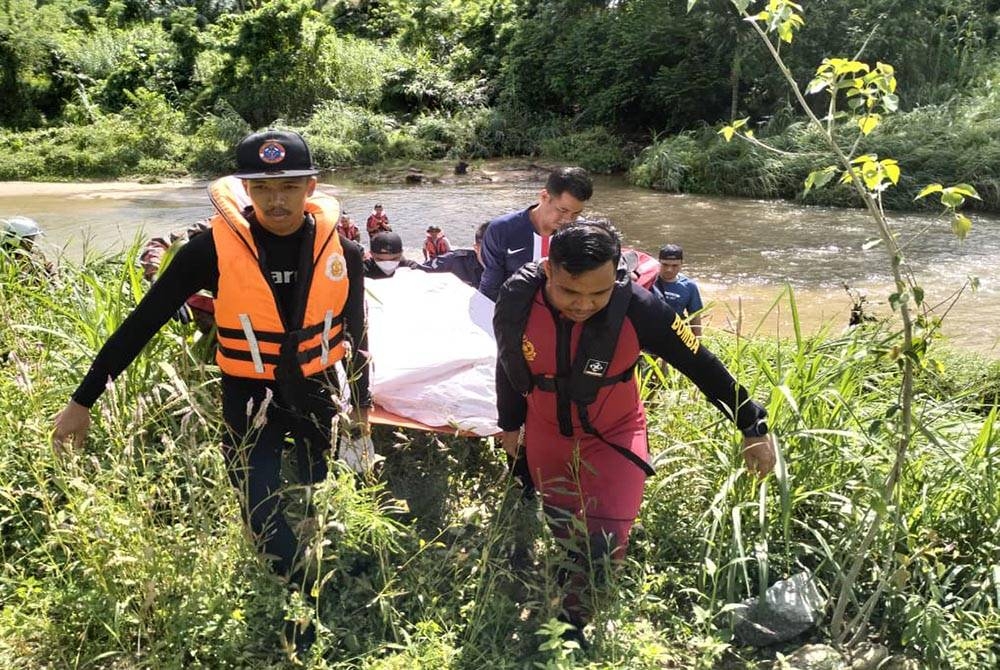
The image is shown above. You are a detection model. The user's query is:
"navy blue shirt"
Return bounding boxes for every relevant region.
[651,274,703,316]
[418,249,483,288]
[478,206,545,301]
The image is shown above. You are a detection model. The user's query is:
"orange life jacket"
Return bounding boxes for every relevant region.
[208,177,349,380]
[423,235,449,260]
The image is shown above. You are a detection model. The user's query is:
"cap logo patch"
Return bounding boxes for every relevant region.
[259,141,286,165]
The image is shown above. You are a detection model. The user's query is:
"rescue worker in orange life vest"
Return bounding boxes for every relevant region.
[51,129,374,660]
[494,219,776,648]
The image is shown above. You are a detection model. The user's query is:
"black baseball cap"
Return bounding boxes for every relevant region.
[233,129,319,179]
[659,244,684,261]
[370,232,403,254]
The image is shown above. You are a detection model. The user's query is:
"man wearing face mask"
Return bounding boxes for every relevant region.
[363,232,420,279]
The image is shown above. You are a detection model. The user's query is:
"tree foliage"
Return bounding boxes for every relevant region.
[0,0,999,183]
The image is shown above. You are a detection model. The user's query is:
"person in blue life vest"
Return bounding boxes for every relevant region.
[417,221,488,288]
[493,219,775,648]
[478,167,593,301]
[651,243,703,337]
[51,129,377,660]
[363,231,421,279]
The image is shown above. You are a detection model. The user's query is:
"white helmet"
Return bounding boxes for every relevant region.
[1,216,43,240]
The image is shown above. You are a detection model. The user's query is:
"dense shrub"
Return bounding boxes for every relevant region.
[538,127,629,174]
[629,93,1000,211]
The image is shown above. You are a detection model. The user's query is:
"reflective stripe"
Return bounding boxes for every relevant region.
[238,313,265,374]
[321,310,334,365]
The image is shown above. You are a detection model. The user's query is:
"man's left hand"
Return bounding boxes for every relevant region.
[742,434,776,477]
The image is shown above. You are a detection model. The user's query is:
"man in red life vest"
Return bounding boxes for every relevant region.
[51,129,374,659]
[494,219,775,647]
[366,203,391,239]
[336,212,361,243]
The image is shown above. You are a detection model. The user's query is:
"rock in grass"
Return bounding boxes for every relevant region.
[848,643,889,670]
[778,644,846,670]
[732,571,825,646]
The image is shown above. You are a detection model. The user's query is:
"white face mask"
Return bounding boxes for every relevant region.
[375,259,400,275]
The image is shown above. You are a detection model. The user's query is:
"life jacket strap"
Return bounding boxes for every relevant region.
[217,314,343,344]
[577,403,656,477]
[529,363,653,477]
[217,325,345,369]
[530,363,636,394]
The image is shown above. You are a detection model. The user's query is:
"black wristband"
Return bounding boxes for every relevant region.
[741,419,769,438]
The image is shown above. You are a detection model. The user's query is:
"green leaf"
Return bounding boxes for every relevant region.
[859,114,880,135]
[915,183,943,200]
[883,93,899,112]
[951,213,972,240]
[719,126,736,142]
[951,183,981,199]
[851,154,878,164]
[687,0,699,11]
[861,161,881,190]
[806,77,828,95]
[778,21,794,43]
[941,190,966,209]
[732,0,751,12]
[883,161,900,185]
[913,286,924,306]
[804,166,837,194]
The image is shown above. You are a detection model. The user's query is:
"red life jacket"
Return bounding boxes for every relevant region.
[494,263,654,476]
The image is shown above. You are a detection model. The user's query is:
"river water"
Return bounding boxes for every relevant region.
[3,172,997,356]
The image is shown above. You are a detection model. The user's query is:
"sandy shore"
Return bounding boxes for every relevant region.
[0,179,201,199]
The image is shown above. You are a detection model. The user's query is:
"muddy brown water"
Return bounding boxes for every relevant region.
[3,172,997,356]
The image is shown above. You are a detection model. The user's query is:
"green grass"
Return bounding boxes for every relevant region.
[1,249,998,668]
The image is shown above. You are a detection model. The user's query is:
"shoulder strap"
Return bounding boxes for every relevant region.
[494,263,545,394]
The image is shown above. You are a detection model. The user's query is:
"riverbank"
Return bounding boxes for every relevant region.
[2,251,997,668]
[628,95,1000,214]
[0,179,198,198]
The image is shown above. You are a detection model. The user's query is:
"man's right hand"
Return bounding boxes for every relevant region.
[500,430,521,458]
[52,400,91,455]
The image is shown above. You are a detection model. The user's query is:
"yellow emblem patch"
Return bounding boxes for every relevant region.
[325,252,347,281]
[522,335,537,362]
[670,313,700,355]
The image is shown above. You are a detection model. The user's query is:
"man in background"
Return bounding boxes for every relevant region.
[366,203,391,239]
[364,231,420,279]
[478,167,593,301]
[418,221,487,288]
[651,243,703,337]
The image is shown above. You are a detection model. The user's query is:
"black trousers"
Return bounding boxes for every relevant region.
[220,375,337,582]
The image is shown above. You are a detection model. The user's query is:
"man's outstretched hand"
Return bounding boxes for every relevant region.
[742,434,777,477]
[52,400,91,456]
